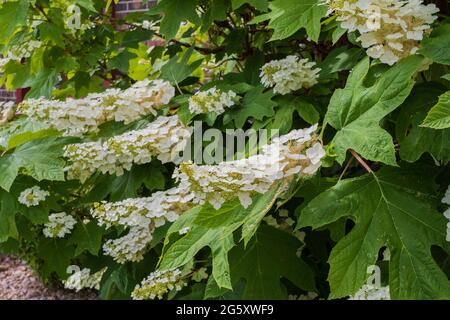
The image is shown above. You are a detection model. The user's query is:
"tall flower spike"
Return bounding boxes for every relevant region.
[64,115,191,182]
[260,56,320,95]
[329,0,439,65]
[91,185,194,263]
[18,79,175,136]
[173,125,326,209]
[131,269,186,300]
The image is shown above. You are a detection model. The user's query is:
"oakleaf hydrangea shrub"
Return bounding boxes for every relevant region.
[0,0,449,300]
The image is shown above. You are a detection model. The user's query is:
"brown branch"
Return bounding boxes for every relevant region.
[350,149,373,173]
[167,38,225,54]
[339,157,355,180]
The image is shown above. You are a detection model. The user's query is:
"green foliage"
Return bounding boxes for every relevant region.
[205,225,316,299]
[419,24,450,65]
[253,0,328,42]
[300,166,450,299]
[397,84,450,162]
[151,0,200,40]
[0,0,29,42]
[0,137,70,191]
[326,56,423,165]
[228,85,277,127]
[68,222,107,256]
[422,90,450,129]
[0,0,449,301]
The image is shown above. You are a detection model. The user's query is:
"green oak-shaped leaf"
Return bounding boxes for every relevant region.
[160,47,203,85]
[253,0,328,42]
[159,205,237,290]
[0,0,29,42]
[150,0,200,40]
[37,238,75,279]
[229,86,277,128]
[0,191,18,242]
[205,225,316,299]
[397,84,450,162]
[68,222,107,256]
[0,137,69,191]
[159,185,286,290]
[325,55,423,165]
[299,166,450,299]
[421,90,450,130]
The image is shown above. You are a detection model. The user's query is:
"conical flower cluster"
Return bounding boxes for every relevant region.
[131,269,186,300]
[260,56,320,95]
[63,266,107,292]
[188,87,237,115]
[18,79,175,135]
[64,115,191,182]
[173,124,326,209]
[87,125,325,262]
[329,0,439,65]
[91,185,194,263]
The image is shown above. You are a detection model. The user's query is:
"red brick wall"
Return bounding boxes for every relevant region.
[114,0,157,19]
[0,85,15,102]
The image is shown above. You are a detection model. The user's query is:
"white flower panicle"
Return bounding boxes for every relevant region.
[131,269,186,300]
[103,226,153,264]
[349,284,391,300]
[174,125,326,209]
[442,185,450,242]
[43,212,77,238]
[17,79,175,136]
[91,185,194,263]
[260,56,320,95]
[18,186,50,207]
[63,266,106,292]
[0,101,15,125]
[64,115,191,182]
[6,40,42,62]
[91,186,194,229]
[188,87,237,115]
[329,0,439,65]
